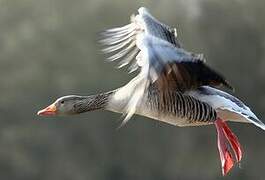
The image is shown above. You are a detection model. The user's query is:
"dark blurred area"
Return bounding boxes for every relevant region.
[0,0,265,179]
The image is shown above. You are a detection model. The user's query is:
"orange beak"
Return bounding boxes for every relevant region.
[37,103,57,116]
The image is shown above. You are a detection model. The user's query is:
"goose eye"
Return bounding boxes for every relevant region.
[61,101,65,104]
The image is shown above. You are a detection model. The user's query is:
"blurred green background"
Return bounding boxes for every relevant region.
[0,0,265,179]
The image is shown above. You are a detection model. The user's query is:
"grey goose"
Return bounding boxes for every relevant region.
[37,7,264,176]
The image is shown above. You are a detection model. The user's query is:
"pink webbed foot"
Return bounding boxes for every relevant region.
[214,118,243,176]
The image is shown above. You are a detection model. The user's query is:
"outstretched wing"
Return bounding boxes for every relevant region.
[101,7,232,91]
[100,7,181,73]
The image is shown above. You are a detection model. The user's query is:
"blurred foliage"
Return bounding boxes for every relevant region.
[0,0,265,179]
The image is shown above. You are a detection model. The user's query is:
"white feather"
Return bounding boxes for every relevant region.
[101,7,180,73]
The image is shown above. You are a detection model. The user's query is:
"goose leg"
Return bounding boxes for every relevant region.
[215,118,234,175]
[221,120,243,162]
[214,118,243,176]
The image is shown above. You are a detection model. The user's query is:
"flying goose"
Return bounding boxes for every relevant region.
[37,7,264,176]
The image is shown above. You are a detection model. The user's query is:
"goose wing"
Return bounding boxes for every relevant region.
[100,7,181,73]
[101,7,232,91]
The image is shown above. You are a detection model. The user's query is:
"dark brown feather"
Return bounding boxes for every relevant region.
[154,60,233,93]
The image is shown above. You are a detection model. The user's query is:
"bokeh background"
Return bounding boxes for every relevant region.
[1,0,265,179]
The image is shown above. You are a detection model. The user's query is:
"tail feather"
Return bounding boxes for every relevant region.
[242,112,265,131]
[249,117,265,131]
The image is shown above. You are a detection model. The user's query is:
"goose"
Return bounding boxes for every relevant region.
[37,7,264,176]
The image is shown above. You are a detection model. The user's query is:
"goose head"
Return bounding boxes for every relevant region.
[37,93,112,116]
[37,95,86,116]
